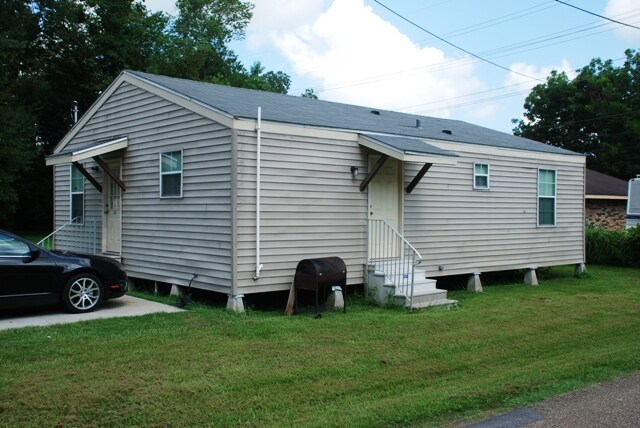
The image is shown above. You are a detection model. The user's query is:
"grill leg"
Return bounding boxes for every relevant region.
[344,285,347,314]
[315,289,321,319]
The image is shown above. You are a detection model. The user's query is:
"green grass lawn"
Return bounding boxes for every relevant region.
[1,265,638,427]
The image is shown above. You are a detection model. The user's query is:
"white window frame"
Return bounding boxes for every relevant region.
[160,150,183,198]
[537,168,557,227]
[70,165,85,224]
[473,163,490,190]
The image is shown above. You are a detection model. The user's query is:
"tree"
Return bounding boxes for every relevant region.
[301,88,319,99]
[1,0,292,230]
[150,0,251,83]
[0,1,40,228]
[513,49,640,180]
[241,62,291,94]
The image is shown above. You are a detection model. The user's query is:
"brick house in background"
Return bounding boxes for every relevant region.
[586,169,628,230]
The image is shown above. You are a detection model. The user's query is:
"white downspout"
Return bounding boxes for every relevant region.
[253,107,264,280]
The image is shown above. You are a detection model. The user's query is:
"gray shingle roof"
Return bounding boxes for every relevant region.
[586,169,628,196]
[127,70,581,157]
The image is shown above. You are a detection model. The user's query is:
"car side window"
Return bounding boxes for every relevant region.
[0,233,30,257]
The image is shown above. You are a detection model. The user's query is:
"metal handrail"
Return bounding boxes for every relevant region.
[37,217,98,254]
[37,217,81,249]
[368,219,422,309]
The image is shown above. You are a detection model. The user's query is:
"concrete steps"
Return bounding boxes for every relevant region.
[367,260,457,309]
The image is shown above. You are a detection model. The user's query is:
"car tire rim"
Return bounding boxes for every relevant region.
[69,277,101,311]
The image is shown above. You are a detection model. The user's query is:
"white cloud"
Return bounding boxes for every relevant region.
[247,0,328,48]
[504,59,576,89]
[250,0,484,118]
[604,0,640,41]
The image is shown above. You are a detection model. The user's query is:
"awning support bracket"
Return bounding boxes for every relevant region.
[359,155,389,192]
[93,156,126,192]
[72,161,102,193]
[405,163,432,194]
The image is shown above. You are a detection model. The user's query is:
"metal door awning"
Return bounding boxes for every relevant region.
[46,137,128,166]
[358,134,458,193]
[45,137,128,193]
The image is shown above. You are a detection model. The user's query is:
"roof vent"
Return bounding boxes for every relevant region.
[415,119,422,128]
[442,129,452,135]
[370,110,380,115]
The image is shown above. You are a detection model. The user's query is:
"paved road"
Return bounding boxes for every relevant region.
[465,372,640,428]
[0,295,183,330]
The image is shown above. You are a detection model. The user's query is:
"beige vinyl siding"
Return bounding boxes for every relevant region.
[403,146,585,277]
[52,82,233,292]
[235,129,368,293]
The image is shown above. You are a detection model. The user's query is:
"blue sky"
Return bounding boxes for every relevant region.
[146,0,640,133]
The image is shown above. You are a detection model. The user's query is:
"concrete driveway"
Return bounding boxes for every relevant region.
[0,295,184,330]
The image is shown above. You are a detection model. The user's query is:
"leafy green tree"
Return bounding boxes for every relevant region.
[301,88,319,99]
[241,62,291,94]
[513,49,640,180]
[1,0,292,229]
[151,0,251,83]
[0,1,40,228]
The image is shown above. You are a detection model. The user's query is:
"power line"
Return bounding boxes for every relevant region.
[415,1,559,48]
[372,0,545,83]
[397,81,533,111]
[398,56,628,116]
[416,89,533,115]
[522,109,640,132]
[290,3,640,95]
[289,3,637,116]
[308,18,615,95]
[553,0,640,31]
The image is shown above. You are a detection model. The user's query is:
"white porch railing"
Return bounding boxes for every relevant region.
[38,217,98,254]
[368,219,423,309]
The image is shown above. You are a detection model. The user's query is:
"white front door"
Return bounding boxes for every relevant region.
[368,155,401,229]
[103,161,122,254]
[368,155,402,258]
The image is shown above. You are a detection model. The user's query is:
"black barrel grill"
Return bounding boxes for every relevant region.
[294,257,347,317]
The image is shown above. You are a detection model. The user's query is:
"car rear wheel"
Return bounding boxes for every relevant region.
[62,274,104,313]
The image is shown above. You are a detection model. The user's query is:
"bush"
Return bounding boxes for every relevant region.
[585,224,640,267]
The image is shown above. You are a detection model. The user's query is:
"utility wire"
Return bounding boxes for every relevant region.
[291,3,639,93]
[415,1,559,48]
[554,0,640,30]
[372,0,545,82]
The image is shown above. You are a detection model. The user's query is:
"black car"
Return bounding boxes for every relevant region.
[0,230,128,313]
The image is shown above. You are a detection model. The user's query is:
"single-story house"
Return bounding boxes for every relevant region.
[585,169,628,230]
[46,70,586,310]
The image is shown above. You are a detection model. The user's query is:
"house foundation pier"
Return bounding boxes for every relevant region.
[170,284,186,296]
[524,268,538,286]
[226,294,245,313]
[325,286,345,310]
[467,272,483,292]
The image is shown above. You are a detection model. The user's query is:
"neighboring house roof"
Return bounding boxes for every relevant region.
[586,169,628,199]
[125,70,581,157]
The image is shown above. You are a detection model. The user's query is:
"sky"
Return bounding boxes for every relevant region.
[145,0,640,133]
